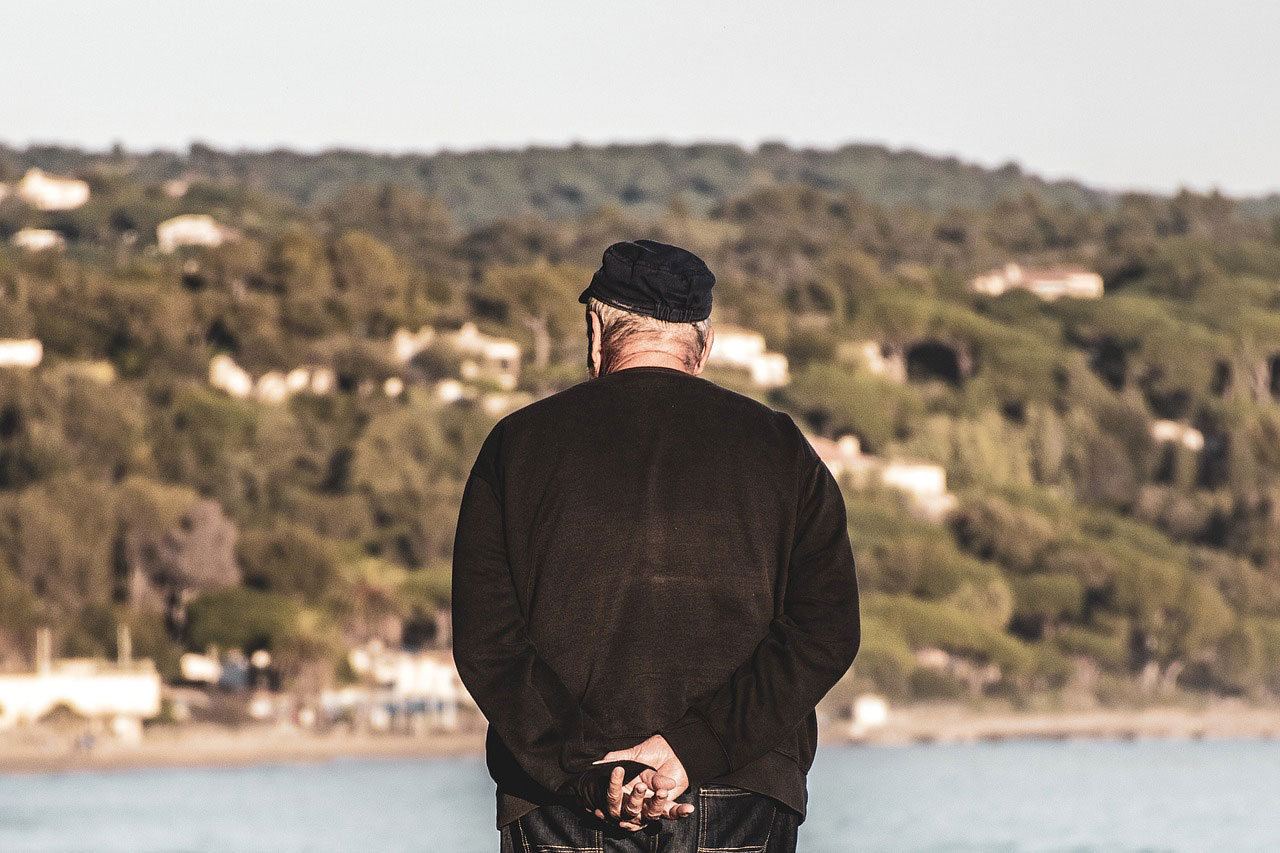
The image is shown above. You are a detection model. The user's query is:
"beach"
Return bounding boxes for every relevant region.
[4,703,1280,776]
[0,725,487,775]
[845,702,1280,746]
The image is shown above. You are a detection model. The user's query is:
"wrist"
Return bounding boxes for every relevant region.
[658,712,730,789]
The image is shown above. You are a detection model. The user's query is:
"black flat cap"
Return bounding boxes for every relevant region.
[578,239,714,323]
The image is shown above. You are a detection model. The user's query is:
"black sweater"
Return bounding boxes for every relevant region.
[451,366,860,829]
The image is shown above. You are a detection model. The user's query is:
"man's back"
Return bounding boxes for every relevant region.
[455,364,859,828]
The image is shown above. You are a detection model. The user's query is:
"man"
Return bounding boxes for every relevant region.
[452,239,860,852]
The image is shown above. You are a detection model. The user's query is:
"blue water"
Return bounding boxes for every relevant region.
[1,739,1277,851]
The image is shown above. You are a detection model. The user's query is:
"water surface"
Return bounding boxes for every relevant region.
[1,738,1276,851]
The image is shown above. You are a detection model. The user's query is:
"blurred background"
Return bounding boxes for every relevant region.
[3,2,1280,850]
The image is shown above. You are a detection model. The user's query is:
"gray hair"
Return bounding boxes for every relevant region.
[586,296,711,375]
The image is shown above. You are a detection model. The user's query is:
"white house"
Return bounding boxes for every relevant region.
[842,340,907,383]
[395,323,522,391]
[10,228,65,252]
[849,693,890,738]
[255,371,290,404]
[15,168,90,211]
[392,327,437,364]
[0,339,43,368]
[450,323,521,391]
[881,459,958,521]
[0,629,161,732]
[434,379,466,403]
[157,214,234,253]
[162,178,191,199]
[708,324,791,388]
[806,433,868,482]
[179,652,222,684]
[709,324,767,367]
[337,643,474,732]
[1151,419,1205,452]
[969,263,1103,301]
[807,430,957,522]
[209,355,336,402]
[209,354,254,398]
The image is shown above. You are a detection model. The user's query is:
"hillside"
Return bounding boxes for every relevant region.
[1,141,1121,226]
[3,147,1280,709]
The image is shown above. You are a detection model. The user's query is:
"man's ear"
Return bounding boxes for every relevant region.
[587,310,603,378]
[692,325,715,376]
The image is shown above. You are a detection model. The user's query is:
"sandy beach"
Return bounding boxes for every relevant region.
[842,702,1280,746]
[0,725,488,775]
[4,703,1280,775]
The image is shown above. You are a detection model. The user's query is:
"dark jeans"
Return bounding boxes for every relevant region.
[499,784,799,852]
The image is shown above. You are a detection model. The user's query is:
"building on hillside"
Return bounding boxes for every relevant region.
[209,355,335,402]
[162,178,191,198]
[881,459,958,522]
[0,628,161,737]
[806,430,957,522]
[707,324,790,388]
[58,360,116,384]
[255,371,290,404]
[209,354,253,398]
[157,214,234,253]
[806,433,874,484]
[480,391,533,418]
[449,323,521,391]
[0,339,43,368]
[1150,419,1205,452]
[434,379,465,403]
[840,339,907,383]
[394,323,522,391]
[969,263,1103,301]
[10,228,65,252]
[392,326,436,364]
[15,168,90,211]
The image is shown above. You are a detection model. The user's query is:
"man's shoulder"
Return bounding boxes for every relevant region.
[497,373,801,440]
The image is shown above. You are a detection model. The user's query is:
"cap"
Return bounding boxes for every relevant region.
[578,239,714,323]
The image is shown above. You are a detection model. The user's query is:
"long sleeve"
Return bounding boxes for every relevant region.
[658,443,861,789]
[451,470,609,794]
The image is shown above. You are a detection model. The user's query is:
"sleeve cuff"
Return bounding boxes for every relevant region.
[659,710,731,790]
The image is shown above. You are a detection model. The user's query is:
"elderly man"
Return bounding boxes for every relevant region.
[452,239,860,852]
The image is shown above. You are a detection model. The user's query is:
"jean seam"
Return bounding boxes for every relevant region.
[699,789,707,846]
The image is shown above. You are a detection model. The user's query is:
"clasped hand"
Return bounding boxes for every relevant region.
[585,734,695,831]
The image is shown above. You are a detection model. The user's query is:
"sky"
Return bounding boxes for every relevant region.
[6,0,1280,196]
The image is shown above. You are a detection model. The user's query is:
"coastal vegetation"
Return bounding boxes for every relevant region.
[3,142,1280,707]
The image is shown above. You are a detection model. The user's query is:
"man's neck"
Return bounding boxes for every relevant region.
[604,349,692,375]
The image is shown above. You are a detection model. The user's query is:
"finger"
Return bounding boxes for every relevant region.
[669,802,695,819]
[641,789,668,821]
[605,766,624,817]
[621,780,647,819]
[649,772,676,796]
[592,748,632,764]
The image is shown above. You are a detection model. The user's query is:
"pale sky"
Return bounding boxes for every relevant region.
[6,0,1279,195]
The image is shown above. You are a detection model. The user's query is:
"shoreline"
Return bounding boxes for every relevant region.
[0,726,488,776]
[840,702,1280,747]
[4,704,1280,775]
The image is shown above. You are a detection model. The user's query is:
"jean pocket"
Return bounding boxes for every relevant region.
[696,787,777,852]
[512,805,604,853]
